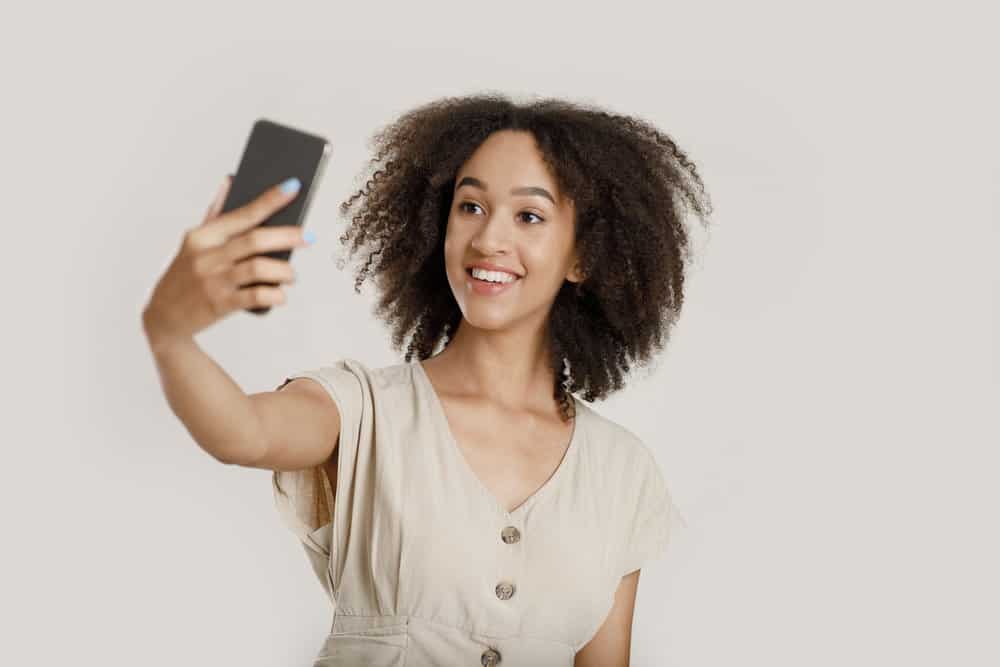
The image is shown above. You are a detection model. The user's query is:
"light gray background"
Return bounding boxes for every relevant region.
[2,1,996,665]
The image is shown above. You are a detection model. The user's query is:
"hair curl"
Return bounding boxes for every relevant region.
[334,93,713,422]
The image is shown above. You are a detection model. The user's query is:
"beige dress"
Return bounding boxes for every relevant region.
[272,358,685,666]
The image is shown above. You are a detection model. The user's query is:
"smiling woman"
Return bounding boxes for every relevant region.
[267,93,713,667]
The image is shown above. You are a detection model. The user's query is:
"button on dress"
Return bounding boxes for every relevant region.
[271,358,685,666]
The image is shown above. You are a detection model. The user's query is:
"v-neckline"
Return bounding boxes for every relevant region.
[413,360,583,518]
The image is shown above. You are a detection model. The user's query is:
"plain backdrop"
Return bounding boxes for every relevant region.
[1,1,996,665]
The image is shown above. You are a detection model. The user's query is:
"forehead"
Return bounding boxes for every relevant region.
[457,131,559,193]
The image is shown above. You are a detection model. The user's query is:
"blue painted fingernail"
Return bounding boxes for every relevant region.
[280,177,301,194]
[303,229,316,245]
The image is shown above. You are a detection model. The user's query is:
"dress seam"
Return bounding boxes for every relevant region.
[327,610,576,649]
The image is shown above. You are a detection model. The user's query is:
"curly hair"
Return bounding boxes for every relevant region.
[333,93,713,423]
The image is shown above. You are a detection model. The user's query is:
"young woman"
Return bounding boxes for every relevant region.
[142,94,712,666]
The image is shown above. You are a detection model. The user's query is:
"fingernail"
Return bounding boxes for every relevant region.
[280,177,301,195]
[303,229,316,245]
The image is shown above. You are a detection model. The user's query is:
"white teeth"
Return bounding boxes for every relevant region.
[470,267,517,283]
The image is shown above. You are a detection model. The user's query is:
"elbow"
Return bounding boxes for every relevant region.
[211,440,268,467]
[212,452,241,466]
[210,450,242,466]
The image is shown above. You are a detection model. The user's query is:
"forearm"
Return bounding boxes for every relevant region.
[143,310,269,465]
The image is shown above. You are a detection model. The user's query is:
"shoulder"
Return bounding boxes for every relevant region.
[359,359,426,405]
[309,358,414,389]
[575,400,659,472]
[574,400,669,505]
[285,359,417,415]
[324,359,427,415]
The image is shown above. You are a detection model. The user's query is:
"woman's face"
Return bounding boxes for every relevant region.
[443,130,583,333]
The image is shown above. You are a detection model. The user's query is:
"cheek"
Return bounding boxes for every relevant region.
[442,232,466,289]
[443,221,475,270]
[522,245,563,280]
[443,238,460,277]
[443,216,461,254]
[442,223,456,262]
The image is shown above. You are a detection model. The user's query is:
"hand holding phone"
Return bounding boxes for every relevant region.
[142,175,314,346]
[143,119,331,345]
[220,119,332,315]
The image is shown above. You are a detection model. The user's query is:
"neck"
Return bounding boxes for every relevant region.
[429,317,556,411]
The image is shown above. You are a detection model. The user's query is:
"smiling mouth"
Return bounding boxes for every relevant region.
[465,267,522,282]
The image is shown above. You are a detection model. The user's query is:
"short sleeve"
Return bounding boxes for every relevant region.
[270,359,367,600]
[617,446,687,577]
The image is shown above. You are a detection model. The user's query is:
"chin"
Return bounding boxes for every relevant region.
[447,272,533,329]
[456,303,515,330]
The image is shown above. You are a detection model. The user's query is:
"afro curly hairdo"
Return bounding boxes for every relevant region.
[334,93,713,422]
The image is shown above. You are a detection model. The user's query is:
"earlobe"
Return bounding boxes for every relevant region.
[567,247,586,283]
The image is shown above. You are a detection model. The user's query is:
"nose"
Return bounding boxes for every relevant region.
[469,209,514,255]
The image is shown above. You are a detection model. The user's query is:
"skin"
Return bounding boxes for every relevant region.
[418,129,641,665]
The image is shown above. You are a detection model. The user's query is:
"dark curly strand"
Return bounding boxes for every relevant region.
[334,93,713,422]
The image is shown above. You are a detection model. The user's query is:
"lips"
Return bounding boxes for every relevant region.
[466,270,520,296]
[464,262,523,278]
[465,267,520,281]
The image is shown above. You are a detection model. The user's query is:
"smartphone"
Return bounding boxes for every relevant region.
[220,118,332,315]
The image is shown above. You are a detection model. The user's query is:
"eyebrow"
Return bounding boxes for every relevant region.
[456,176,556,205]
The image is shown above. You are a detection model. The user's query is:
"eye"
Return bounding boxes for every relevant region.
[458,201,545,225]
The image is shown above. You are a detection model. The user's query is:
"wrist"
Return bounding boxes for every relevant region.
[142,308,190,353]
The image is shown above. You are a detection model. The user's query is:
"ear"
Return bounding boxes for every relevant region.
[565,217,585,283]
[566,253,585,284]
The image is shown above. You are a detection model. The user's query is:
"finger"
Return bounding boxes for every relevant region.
[228,256,297,289]
[215,224,311,267]
[204,177,300,242]
[229,284,286,311]
[201,174,233,225]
